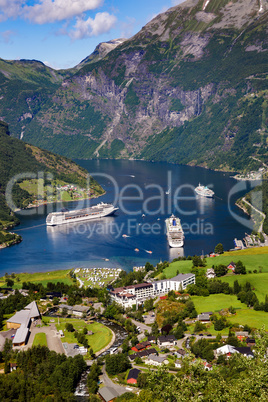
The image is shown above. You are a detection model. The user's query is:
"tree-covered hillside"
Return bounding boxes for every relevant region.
[0,121,104,246]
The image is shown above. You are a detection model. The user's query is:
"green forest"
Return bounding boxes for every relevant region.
[0,346,86,401]
[0,120,103,245]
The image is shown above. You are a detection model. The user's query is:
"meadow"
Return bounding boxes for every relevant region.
[33,332,47,347]
[190,293,268,331]
[43,317,113,353]
[0,269,73,289]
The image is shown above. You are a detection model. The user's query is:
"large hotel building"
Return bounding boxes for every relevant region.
[109,273,195,308]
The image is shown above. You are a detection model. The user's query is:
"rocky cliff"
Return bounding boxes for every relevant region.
[0,0,267,172]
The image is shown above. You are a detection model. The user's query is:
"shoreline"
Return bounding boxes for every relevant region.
[14,191,106,213]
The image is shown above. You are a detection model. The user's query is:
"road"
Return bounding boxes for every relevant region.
[242,197,266,233]
[128,317,151,332]
[100,365,129,396]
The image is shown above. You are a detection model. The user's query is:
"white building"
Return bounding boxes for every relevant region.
[152,273,195,295]
[109,273,195,308]
[145,354,168,366]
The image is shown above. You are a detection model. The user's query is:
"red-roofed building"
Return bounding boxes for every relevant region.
[227,262,236,271]
[131,341,151,352]
[127,368,140,384]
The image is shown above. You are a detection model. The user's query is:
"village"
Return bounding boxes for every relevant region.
[1,243,268,401]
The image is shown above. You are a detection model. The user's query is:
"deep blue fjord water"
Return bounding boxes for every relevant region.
[0,160,257,276]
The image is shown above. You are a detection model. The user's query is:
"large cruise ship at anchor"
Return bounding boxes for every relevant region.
[195,183,214,198]
[46,202,118,226]
[165,215,184,248]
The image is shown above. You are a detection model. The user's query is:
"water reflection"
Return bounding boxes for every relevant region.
[195,195,215,215]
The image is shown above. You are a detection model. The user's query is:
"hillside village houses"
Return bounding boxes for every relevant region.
[58,304,90,317]
[109,273,195,308]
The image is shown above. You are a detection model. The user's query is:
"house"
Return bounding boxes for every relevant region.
[216,345,254,358]
[206,268,216,279]
[203,361,213,371]
[128,348,157,361]
[235,347,254,358]
[146,354,168,366]
[158,335,176,347]
[175,360,182,368]
[197,313,210,323]
[227,262,236,271]
[98,386,119,402]
[58,304,90,317]
[147,335,156,343]
[215,345,238,358]
[175,349,187,359]
[131,341,151,352]
[235,331,249,341]
[127,368,141,384]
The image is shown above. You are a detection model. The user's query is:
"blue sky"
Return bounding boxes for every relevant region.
[0,0,184,69]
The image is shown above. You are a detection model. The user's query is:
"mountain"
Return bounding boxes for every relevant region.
[0,121,104,245]
[76,38,127,68]
[1,0,268,172]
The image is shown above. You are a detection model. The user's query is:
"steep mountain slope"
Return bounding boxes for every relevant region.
[0,121,103,245]
[1,0,268,172]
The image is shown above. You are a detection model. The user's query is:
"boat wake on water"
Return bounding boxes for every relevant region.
[13,223,46,231]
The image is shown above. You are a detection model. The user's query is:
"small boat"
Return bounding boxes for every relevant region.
[145,250,152,254]
[142,214,145,217]
[166,188,171,195]
[122,234,128,238]
[135,248,139,252]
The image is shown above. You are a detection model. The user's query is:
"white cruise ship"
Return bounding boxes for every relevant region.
[195,183,214,198]
[165,215,184,248]
[46,202,118,226]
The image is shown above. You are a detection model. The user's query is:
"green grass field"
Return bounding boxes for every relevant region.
[0,269,73,289]
[161,260,193,278]
[228,308,268,329]
[33,332,47,347]
[221,273,268,302]
[43,318,113,353]
[190,293,268,330]
[162,247,268,279]
[191,294,245,313]
[206,254,268,272]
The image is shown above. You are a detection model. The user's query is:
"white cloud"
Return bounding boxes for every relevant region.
[24,0,104,24]
[0,0,105,24]
[0,30,16,44]
[0,0,25,22]
[70,12,117,40]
